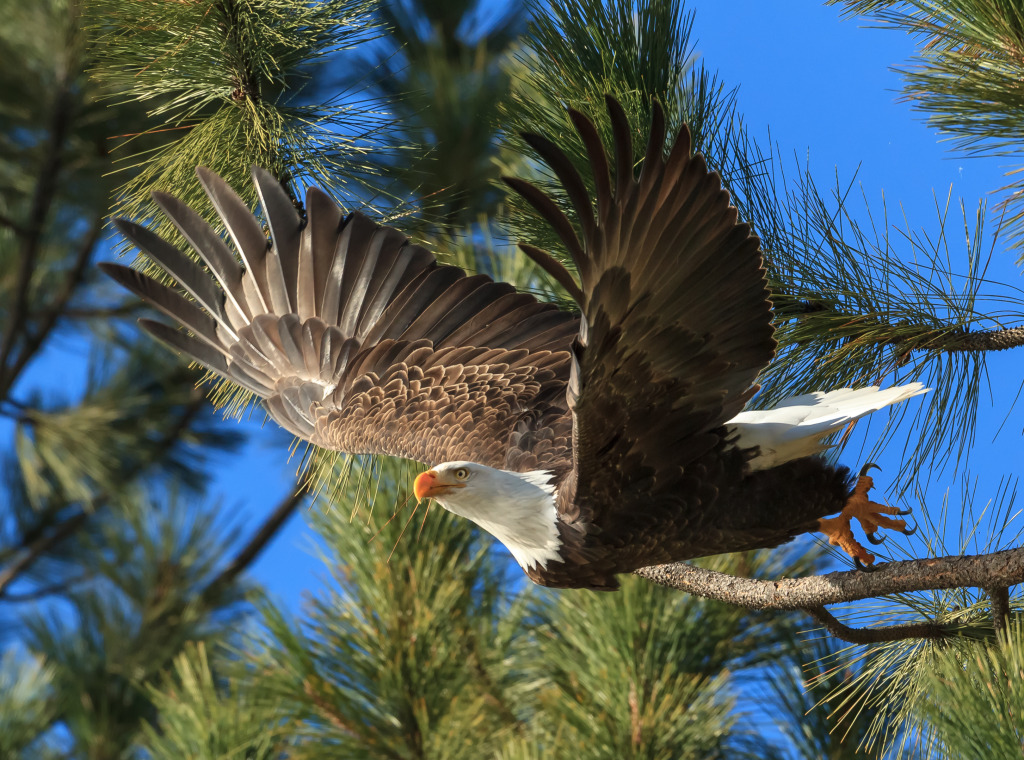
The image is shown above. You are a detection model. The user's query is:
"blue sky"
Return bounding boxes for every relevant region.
[693,0,1023,551]
[207,1,1024,611]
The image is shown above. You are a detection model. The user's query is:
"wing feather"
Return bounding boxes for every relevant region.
[251,166,302,314]
[502,177,589,277]
[106,169,579,471]
[196,167,273,315]
[138,318,270,396]
[151,190,251,330]
[100,263,229,357]
[505,97,776,576]
[112,219,235,340]
[568,108,612,222]
[521,132,596,242]
[300,186,342,319]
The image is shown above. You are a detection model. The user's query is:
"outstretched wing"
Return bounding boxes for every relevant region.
[506,97,776,543]
[102,168,578,470]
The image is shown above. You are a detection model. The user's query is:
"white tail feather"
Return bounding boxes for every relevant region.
[727,383,929,471]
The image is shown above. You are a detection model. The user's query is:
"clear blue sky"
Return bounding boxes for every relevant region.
[220,1,1024,611]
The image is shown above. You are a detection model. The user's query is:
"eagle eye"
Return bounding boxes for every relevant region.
[453,467,469,480]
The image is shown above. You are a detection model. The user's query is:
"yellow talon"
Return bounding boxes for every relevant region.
[817,470,912,569]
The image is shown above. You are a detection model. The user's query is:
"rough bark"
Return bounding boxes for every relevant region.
[634,548,1024,643]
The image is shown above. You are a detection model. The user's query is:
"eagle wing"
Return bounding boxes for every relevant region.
[505,97,776,564]
[102,168,578,471]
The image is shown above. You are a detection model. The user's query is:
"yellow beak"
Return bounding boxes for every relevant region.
[413,469,465,501]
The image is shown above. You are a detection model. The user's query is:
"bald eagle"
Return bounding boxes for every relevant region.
[102,97,924,590]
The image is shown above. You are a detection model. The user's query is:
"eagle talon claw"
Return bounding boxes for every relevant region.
[859,462,881,477]
[896,506,913,516]
[866,531,886,545]
[853,557,875,572]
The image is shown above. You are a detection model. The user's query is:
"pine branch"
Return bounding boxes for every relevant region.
[633,546,1024,642]
[463,631,527,738]
[948,326,1024,353]
[0,389,205,597]
[202,483,306,596]
[90,0,388,250]
[0,80,75,399]
[0,211,29,236]
[780,297,1024,356]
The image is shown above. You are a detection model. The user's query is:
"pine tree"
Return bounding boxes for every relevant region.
[0,0,380,755]
[340,0,527,236]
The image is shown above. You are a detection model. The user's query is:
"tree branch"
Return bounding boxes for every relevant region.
[63,302,149,320]
[986,585,1011,636]
[634,547,1024,611]
[0,80,74,398]
[202,483,306,595]
[802,606,948,644]
[948,326,1024,353]
[1,214,103,394]
[778,296,1024,355]
[0,573,91,603]
[0,511,90,596]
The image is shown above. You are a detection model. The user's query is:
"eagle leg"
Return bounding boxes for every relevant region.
[816,466,913,569]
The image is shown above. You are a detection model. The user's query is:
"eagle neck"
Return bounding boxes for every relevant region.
[460,469,562,572]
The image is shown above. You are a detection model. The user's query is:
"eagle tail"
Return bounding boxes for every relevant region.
[727,383,929,471]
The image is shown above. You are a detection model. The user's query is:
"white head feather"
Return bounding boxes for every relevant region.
[422,461,562,571]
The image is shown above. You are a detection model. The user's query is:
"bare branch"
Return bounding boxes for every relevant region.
[0,510,90,595]
[203,483,306,595]
[0,573,91,603]
[64,302,148,320]
[1,214,103,393]
[986,585,1011,636]
[802,606,948,644]
[0,82,74,398]
[633,547,1024,611]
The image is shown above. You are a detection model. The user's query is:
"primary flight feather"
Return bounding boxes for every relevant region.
[103,97,925,590]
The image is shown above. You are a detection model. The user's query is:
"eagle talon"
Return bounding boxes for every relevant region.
[896,506,913,516]
[853,556,876,572]
[817,463,918,567]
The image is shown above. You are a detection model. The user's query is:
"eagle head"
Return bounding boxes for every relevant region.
[413,461,562,571]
